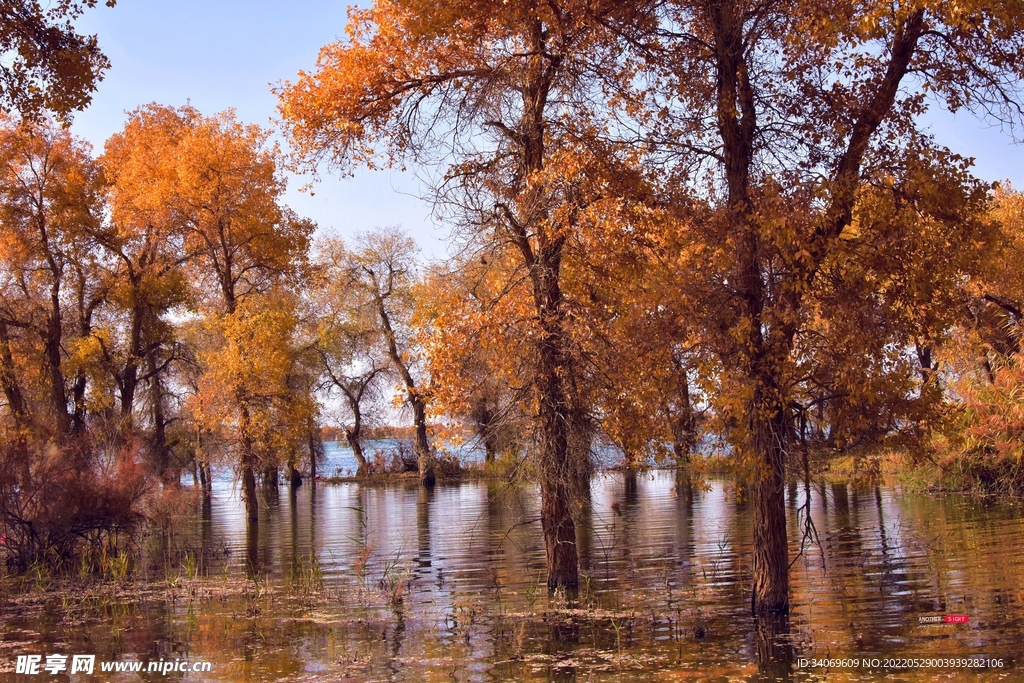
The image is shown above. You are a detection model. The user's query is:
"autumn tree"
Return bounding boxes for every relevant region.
[565,210,712,467]
[279,0,654,589]
[95,109,194,472]
[417,254,531,466]
[622,0,1024,616]
[0,115,154,570]
[935,188,1024,490]
[321,229,436,484]
[0,114,105,441]
[190,290,316,502]
[111,104,313,520]
[308,236,390,476]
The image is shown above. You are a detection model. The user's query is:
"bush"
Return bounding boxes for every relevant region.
[369,439,419,474]
[0,439,151,573]
[942,352,1024,491]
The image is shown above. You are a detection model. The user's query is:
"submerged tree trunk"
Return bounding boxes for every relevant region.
[669,363,697,464]
[239,403,258,523]
[749,386,790,615]
[263,464,279,489]
[533,250,579,590]
[196,452,209,494]
[707,0,792,616]
[242,463,258,523]
[410,394,434,486]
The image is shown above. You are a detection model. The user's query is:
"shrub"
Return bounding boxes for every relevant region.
[0,439,151,573]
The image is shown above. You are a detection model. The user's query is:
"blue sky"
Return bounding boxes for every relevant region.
[70,1,1023,259]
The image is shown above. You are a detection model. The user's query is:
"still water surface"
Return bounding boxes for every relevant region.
[1,461,1023,681]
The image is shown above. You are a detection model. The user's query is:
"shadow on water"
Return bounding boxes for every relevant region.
[1,470,1023,681]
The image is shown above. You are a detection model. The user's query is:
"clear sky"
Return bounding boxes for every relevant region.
[70,1,1023,259]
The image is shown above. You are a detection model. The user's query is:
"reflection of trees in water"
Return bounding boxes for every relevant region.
[756,613,794,682]
[245,515,259,578]
[416,483,433,574]
[288,484,298,578]
[36,473,1022,679]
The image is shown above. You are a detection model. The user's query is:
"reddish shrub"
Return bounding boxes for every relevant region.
[0,439,151,572]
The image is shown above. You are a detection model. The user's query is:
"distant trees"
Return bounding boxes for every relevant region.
[310,230,435,484]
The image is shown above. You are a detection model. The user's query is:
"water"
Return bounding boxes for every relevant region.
[317,439,621,477]
[1,471,1022,681]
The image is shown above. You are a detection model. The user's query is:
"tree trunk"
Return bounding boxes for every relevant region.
[0,322,29,428]
[476,406,497,464]
[669,365,696,465]
[535,263,579,591]
[749,380,790,616]
[118,298,145,436]
[344,394,368,476]
[239,403,258,523]
[197,453,208,491]
[410,395,434,486]
[374,296,434,486]
[346,427,367,476]
[44,303,70,437]
[242,463,258,522]
[147,350,175,484]
[263,464,279,488]
[0,322,31,484]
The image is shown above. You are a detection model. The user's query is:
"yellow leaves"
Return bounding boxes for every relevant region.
[190,290,309,454]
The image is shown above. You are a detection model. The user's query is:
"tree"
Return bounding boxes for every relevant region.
[938,188,1024,490]
[112,104,313,520]
[0,115,155,571]
[0,114,105,441]
[190,290,316,515]
[629,0,1024,615]
[278,0,650,589]
[0,0,115,120]
[309,236,390,476]
[96,108,193,471]
[417,255,530,465]
[329,229,435,485]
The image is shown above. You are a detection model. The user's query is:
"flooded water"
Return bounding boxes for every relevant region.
[2,467,1023,681]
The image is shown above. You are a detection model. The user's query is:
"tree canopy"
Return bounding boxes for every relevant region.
[0,0,115,120]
